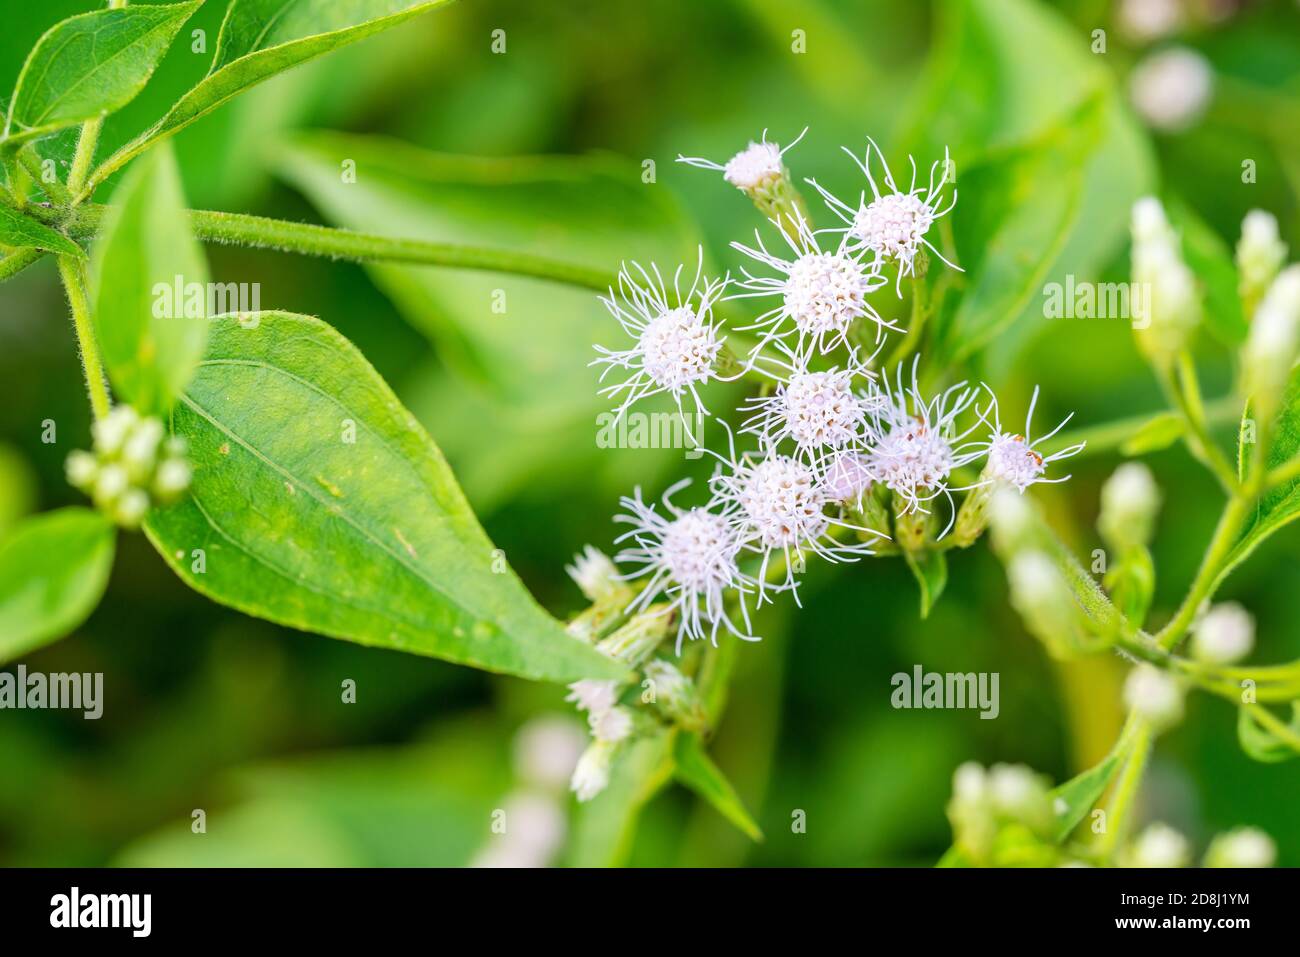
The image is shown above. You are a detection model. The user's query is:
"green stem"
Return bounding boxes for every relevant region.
[1245,703,1300,753]
[1094,714,1151,861]
[17,146,71,206]
[67,119,104,198]
[1154,494,1253,650]
[56,256,111,421]
[1157,358,1238,492]
[54,203,619,291]
[882,274,928,369]
[1044,397,1239,460]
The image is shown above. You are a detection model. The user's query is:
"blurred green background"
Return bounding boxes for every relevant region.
[1,0,1299,866]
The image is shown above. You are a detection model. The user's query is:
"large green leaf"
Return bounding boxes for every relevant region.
[673,732,763,842]
[0,202,83,257]
[0,508,115,664]
[91,142,209,416]
[143,311,626,684]
[87,0,456,192]
[273,131,710,513]
[4,3,200,144]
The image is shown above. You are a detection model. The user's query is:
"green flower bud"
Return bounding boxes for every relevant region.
[1131,197,1200,368]
[643,658,707,732]
[64,450,99,492]
[595,605,672,666]
[1242,265,1300,423]
[1123,664,1184,733]
[1236,210,1287,318]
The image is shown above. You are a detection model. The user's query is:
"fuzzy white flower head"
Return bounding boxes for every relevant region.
[867,361,985,530]
[808,138,960,292]
[565,679,619,716]
[1123,664,1184,731]
[614,480,754,649]
[571,739,615,802]
[513,716,589,792]
[730,213,892,356]
[1130,47,1213,132]
[981,385,1084,492]
[1205,827,1277,868]
[1192,602,1255,665]
[589,705,633,744]
[1129,822,1191,868]
[741,345,878,463]
[592,249,727,422]
[821,451,876,506]
[677,128,807,192]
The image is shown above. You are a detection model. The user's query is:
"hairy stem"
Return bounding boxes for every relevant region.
[18,146,71,206]
[1157,358,1238,492]
[0,248,45,282]
[1154,494,1252,650]
[57,256,111,421]
[1094,714,1151,860]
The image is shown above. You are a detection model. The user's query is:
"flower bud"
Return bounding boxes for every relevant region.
[152,457,192,502]
[1123,664,1184,732]
[570,739,616,803]
[565,545,631,605]
[988,763,1052,834]
[643,658,707,732]
[1243,265,1300,420]
[1237,210,1287,316]
[1127,822,1190,868]
[1131,197,1200,366]
[1191,602,1254,665]
[1129,48,1213,133]
[588,705,633,744]
[91,405,138,457]
[92,463,128,508]
[564,679,619,716]
[121,417,164,479]
[114,488,150,529]
[64,450,99,491]
[1204,827,1276,868]
[595,605,671,667]
[1098,462,1160,550]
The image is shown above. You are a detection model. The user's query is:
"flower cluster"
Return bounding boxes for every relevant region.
[584,131,1083,650]
[65,405,191,528]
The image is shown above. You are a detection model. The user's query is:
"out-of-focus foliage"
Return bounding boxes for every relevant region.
[1,0,1299,867]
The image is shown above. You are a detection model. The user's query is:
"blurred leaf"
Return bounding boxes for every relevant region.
[1237,704,1300,763]
[144,311,627,684]
[89,0,456,190]
[1119,411,1185,456]
[569,729,674,867]
[1166,196,1248,347]
[902,548,946,619]
[91,142,208,415]
[0,507,115,664]
[1102,545,1154,629]
[673,733,763,842]
[1048,750,1122,843]
[0,445,37,540]
[4,3,199,144]
[0,203,82,256]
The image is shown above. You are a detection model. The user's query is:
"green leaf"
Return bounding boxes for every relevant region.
[673,733,763,842]
[91,143,208,416]
[1236,705,1300,763]
[143,311,626,684]
[1102,544,1154,629]
[0,508,115,664]
[4,3,200,144]
[0,202,83,257]
[89,0,456,192]
[902,548,947,619]
[272,131,708,514]
[1048,750,1122,843]
[1220,369,1300,585]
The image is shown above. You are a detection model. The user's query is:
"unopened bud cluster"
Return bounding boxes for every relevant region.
[65,405,191,528]
[1130,197,1200,367]
[947,761,1055,866]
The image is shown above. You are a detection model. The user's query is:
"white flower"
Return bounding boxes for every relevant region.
[613,480,755,649]
[730,214,893,356]
[513,716,589,792]
[866,362,985,531]
[711,440,877,603]
[808,138,960,292]
[981,385,1084,492]
[820,450,876,506]
[740,347,877,464]
[592,251,728,422]
[589,705,633,743]
[565,679,619,716]
[1130,47,1213,132]
[676,127,807,192]
[1123,664,1184,731]
[1192,602,1254,665]
[1128,822,1190,868]
[571,739,616,802]
[1205,827,1277,868]
[565,545,626,605]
